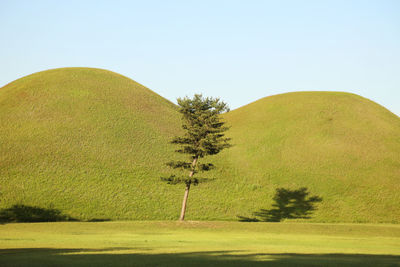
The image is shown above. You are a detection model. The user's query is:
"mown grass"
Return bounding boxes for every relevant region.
[1,68,399,223]
[0,221,399,266]
[0,68,184,220]
[205,92,400,223]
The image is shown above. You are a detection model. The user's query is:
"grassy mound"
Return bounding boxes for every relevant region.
[0,67,183,220]
[207,92,400,223]
[1,69,399,223]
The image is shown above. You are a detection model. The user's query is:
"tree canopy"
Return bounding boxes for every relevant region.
[162,94,231,220]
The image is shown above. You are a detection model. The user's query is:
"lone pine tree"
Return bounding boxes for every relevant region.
[162,94,231,221]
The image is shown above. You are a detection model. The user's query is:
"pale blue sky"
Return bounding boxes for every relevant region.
[1,0,399,115]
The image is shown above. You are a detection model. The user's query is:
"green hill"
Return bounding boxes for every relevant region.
[1,68,399,223]
[0,67,184,220]
[210,92,400,223]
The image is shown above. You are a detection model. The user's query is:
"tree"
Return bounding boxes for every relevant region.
[162,94,231,221]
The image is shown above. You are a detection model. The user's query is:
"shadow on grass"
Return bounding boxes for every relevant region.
[0,248,398,267]
[0,205,110,224]
[238,187,322,222]
[0,205,77,223]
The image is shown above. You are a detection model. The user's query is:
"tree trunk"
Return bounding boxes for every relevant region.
[179,183,190,221]
[179,157,198,221]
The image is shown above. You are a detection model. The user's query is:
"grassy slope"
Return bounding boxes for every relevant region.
[206,92,400,223]
[0,68,184,220]
[1,69,399,223]
[0,221,399,266]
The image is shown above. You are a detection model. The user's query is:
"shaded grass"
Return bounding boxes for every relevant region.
[0,204,77,223]
[2,249,400,267]
[0,221,399,266]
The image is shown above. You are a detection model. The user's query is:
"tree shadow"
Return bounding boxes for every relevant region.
[86,218,111,222]
[0,248,399,267]
[238,187,322,222]
[0,205,113,224]
[0,205,77,223]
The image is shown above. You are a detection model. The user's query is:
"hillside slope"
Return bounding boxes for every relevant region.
[0,67,184,220]
[1,69,399,223]
[205,92,400,223]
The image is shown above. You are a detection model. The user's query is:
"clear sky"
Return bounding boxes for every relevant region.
[1,0,399,115]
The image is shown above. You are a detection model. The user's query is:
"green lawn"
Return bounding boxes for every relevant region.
[1,221,399,266]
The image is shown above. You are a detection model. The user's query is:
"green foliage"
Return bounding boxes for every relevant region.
[163,94,231,220]
[164,94,231,185]
[160,175,214,185]
[173,94,230,157]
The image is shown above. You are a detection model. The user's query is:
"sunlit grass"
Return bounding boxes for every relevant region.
[0,221,399,266]
[1,68,399,223]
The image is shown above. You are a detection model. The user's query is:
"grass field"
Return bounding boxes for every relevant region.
[0,221,399,266]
